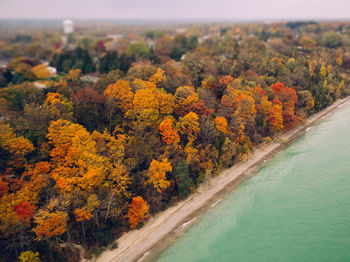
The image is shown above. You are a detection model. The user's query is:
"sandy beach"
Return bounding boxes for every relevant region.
[93,97,350,262]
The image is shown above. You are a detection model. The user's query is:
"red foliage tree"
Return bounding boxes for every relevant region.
[14,201,35,222]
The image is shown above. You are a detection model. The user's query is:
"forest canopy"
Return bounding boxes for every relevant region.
[1,20,350,261]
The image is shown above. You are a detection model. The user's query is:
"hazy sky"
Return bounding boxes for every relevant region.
[0,0,349,20]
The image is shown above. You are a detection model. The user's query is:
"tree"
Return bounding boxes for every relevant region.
[271,82,299,128]
[131,80,175,124]
[149,68,166,84]
[159,118,180,145]
[71,87,105,131]
[46,119,106,193]
[33,210,68,240]
[174,161,193,198]
[214,116,228,134]
[127,196,150,228]
[297,90,314,113]
[74,206,92,222]
[299,36,317,50]
[0,122,34,173]
[44,92,74,120]
[99,51,120,73]
[178,112,200,143]
[13,201,35,223]
[18,251,40,262]
[50,47,95,73]
[31,64,51,79]
[267,100,284,132]
[127,42,150,59]
[322,31,341,48]
[147,158,172,192]
[103,80,134,113]
[67,69,81,81]
[0,122,34,158]
[103,80,134,130]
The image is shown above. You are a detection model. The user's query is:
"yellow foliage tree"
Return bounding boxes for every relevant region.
[149,68,166,83]
[44,92,73,120]
[67,69,81,81]
[174,86,199,113]
[178,112,200,143]
[0,122,34,159]
[18,251,40,262]
[32,64,51,79]
[133,88,159,111]
[148,158,172,192]
[47,119,106,193]
[33,210,68,240]
[103,80,134,112]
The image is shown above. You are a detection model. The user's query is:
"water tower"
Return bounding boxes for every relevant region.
[63,20,74,34]
[62,20,74,47]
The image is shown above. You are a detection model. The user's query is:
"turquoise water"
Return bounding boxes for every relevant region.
[157,101,350,262]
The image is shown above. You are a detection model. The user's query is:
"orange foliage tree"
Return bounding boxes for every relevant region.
[267,99,284,132]
[127,196,150,228]
[74,206,93,222]
[0,122,34,159]
[159,118,180,145]
[271,82,299,128]
[214,116,228,134]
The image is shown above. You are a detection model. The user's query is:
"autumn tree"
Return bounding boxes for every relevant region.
[149,68,166,84]
[271,82,299,128]
[18,251,40,262]
[159,118,180,145]
[127,196,150,228]
[14,201,35,223]
[103,80,134,113]
[0,122,34,174]
[174,86,199,116]
[71,87,105,131]
[177,112,200,143]
[267,100,284,132]
[32,64,51,79]
[33,210,68,240]
[214,116,228,134]
[74,206,93,222]
[147,158,172,192]
[47,119,106,193]
[44,92,74,120]
[103,80,134,130]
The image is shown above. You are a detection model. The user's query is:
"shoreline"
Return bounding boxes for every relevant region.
[93,97,350,262]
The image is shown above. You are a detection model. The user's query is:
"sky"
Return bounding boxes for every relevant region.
[0,0,349,20]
